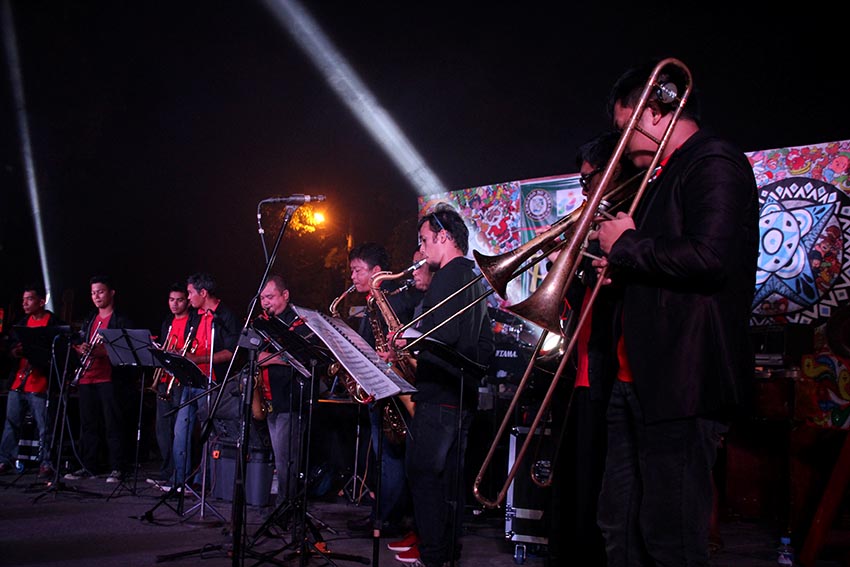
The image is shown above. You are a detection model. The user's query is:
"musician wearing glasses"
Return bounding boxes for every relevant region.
[392,204,494,567]
[547,131,637,567]
[588,59,758,565]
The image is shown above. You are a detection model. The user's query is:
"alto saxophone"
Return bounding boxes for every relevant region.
[368,258,426,443]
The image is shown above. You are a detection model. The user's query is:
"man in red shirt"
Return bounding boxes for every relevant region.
[64,275,134,483]
[0,283,63,478]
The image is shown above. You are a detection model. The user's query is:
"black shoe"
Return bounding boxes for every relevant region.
[346,514,372,532]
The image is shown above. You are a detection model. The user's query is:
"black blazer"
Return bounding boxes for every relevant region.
[608,129,759,423]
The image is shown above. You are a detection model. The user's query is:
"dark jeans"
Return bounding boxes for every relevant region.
[0,391,51,467]
[154,381,182,480]
[597,381,727,567]
[267,408,303,502]
[548,386,608,566]
[406,401,472,567]
[77,381,126,473]
[369,400,409,524]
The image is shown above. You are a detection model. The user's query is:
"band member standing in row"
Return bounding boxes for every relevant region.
[589,59,758,566]
[546,131,636,566]
[168,272,239,492]
[398,204,495,567]
[347,242,418,535]
[258,274,305,504]
[0,283,64,479]
[65,275,134,483]
[147,282,197,487]
[386,249,435,561]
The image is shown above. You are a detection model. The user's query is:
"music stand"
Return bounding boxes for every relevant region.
[31,326,103,502]
[244,310,371,566]
[4,326,63,490]
[149,350,209,389]
[142,349,221,520]
[98,329,155,499]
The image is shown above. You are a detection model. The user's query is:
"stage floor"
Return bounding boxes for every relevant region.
[0,461,844,567]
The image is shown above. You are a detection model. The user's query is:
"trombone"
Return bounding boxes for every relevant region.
[392,168,643,356]
[473,57,693,508]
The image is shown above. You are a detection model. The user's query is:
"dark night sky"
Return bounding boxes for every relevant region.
[1,2,846,333]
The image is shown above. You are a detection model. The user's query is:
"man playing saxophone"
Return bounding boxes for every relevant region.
[346,242,420,536]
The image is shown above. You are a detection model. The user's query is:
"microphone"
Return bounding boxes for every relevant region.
[259,194,326,205]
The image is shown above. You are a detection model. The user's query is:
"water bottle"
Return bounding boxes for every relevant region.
[777,535,794,565]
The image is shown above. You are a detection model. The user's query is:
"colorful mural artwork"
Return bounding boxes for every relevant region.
[798,351,850,429]
[749,140,850,327]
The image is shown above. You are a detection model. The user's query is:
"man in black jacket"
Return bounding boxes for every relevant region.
[589,59,758,566]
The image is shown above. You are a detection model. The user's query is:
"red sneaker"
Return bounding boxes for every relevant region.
[394,543,420,563]
[387,531,418,552]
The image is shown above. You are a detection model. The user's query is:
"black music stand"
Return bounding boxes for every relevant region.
[98,329,156,499]
[246,314,369,566]
[30,326,104,502]
[141,350,218,521]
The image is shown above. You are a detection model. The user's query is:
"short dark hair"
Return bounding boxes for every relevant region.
[606,58,700,124]
[265,274,288,293]
[168,282,187,296]
[90,274,114,290]
[349,242,390,271]
[187,272,217,296]
[22,282,46,299]
[418,202,469,256]
[576,130,640,179]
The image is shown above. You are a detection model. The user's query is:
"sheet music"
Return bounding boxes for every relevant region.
[292,305,416,401]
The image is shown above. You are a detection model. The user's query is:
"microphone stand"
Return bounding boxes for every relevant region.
[159,203,302,567]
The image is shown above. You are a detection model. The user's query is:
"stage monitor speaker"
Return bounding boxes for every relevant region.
[210,441,274,507]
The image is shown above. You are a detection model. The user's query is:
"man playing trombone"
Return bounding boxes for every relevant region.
[588,58,758,566]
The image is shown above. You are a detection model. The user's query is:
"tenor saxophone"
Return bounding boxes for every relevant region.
[368,258,426,443]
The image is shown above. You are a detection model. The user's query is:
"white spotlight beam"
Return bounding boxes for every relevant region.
[2,0,55,310]
[261,0,449,197]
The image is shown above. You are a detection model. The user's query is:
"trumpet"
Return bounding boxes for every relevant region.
[70,320,103,387]
[164,326,196,398]
[148,325,175,397]
[473,57,693,508]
